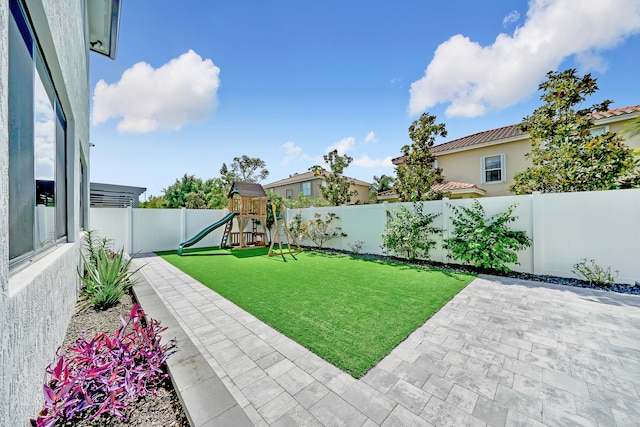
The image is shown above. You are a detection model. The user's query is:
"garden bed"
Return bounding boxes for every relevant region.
[53,291,189,426]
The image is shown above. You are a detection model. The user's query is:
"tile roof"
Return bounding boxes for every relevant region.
[591,104,640,120]
[376,181,482,198]
[430,124,524,154]
[264,170,371,188]
[431,181,480,191]
[392,105,640,162]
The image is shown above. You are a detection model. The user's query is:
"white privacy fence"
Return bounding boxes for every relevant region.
[90,189,640,284]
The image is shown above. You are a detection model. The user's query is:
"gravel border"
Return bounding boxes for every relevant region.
[308,247,640,295]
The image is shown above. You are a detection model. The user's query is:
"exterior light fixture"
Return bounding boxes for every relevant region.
[88,0,122,60]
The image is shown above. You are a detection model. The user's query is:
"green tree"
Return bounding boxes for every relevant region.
[163,174,205,208]
[443,201,531,273]
[299,212,347,249]
[394,112,447,202]
[283,192,330,209]
[203,178,228,209]
[370,174,395,202]
[310,150,357,206]
[184,191,207,209]
[265,192,285,242]
[140,195,167,208]
[221,155,269,184]
[511,69,640,194]
[381,202,440,260]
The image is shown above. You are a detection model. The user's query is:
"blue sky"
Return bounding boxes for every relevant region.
[89,0,640,198]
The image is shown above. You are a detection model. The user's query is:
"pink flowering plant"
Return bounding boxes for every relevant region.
[31,304,176,427]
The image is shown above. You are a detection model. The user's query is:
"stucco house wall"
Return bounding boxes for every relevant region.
[265,171,372,205]
[433,109,640,198]
[1,0,90,424]
[436,136,531,197]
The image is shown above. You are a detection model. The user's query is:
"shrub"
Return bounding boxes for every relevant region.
[79,232,141,310]
[444,201,531,273]
[572,258,619,286]
[31,304,177,427]
[287,211,304,242]
[381,202,441,260]
[300,212,347,249]
[349,240,364,255]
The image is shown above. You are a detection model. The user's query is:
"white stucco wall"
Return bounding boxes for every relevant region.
[0,1,89,425]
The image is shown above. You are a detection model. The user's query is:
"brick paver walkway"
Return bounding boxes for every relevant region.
[132,254,640,426]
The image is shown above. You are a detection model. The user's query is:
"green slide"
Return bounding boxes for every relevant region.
[178,212,237,255]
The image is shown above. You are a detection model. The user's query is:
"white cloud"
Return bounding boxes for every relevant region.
[364,131,378,144]
[92,50,221,133]
[281,141,303,165]
[409,0,640,118]
[353,155,394,168]
[327,137,355,155]
[503,10,520,26]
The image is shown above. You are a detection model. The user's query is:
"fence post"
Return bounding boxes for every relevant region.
[125,206,133,254]
[531,191,543,275]
[180,208,187,243]
[441,197,451,264]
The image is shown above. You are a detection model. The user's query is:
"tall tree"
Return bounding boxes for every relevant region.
[511,69,640,194]
[203,178,228,209]
[222,155,269,183]
[394,112,447,201]
[310,149,358,206]
[370,174,395,202]
[163,174,205,208]
[139,195,167,208]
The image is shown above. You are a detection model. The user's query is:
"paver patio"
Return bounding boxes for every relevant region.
[131,253,640,426]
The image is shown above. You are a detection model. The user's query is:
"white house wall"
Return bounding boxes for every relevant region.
[1,0,89,425]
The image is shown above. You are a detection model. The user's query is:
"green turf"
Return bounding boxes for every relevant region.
[157,247,475,378]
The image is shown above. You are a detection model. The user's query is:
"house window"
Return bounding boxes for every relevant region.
[481,154,505,184]
[590,126,609,137]
[301,182,311,197]
[9,0,67,265]
[285,189,293,199]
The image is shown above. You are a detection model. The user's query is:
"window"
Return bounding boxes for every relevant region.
[481,154,505,184]
[9,0,67,265]
[590,126,609,137]
[285,189,293,199]
[301,181,311,196]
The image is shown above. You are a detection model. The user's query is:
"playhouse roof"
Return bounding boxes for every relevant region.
[228,181,268,198]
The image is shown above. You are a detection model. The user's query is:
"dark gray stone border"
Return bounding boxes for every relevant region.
[131,272,253,427]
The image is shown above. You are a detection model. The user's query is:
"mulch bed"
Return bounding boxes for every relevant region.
[56,291,189,426]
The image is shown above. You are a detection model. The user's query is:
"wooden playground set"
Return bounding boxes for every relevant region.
[177,181,302,259]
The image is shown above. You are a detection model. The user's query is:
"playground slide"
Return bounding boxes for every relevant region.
[178,212,237,255]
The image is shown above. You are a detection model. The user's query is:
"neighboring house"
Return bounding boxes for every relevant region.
[387,105,640,199]
[90,182,147,208]
[1,1,122,424]
[264,170,372,205]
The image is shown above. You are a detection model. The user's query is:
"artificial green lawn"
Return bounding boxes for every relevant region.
[157,247,475,378]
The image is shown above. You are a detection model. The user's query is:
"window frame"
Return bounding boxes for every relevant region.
[480,153,505,184]
[8,0,68,268]
[301,181,311,197]
[590,125,610,137]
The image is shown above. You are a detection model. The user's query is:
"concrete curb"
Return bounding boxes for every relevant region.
[132,272,253,427]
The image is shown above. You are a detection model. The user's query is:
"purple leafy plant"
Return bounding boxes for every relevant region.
[31,304,177,427]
